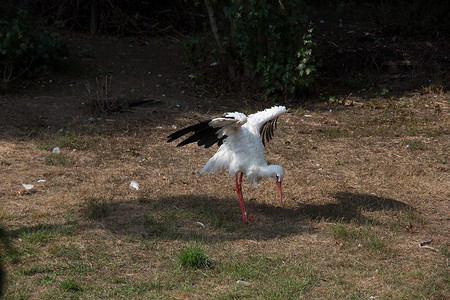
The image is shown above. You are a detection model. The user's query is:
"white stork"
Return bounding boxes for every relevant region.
[168,106,286,223]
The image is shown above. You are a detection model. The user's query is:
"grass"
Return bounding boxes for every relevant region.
[20,263,55,276]
[201,205,240,232]
[388,207,424,233]
[2,64,449,299]
[406,140,425,151]
[330,223,388,253]
[217,254,318,298]
[440,247,449,258]
[140,215,172,238]
[36,132,87,151]
[320,121,442,139]
[60,278,83,292]
[45,153,69,166]
[177,245,213,269]
[83,197,110,219]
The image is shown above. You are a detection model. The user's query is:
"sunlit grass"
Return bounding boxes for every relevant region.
[35,132,87,151]
[330,223,388,253]
[45,153,69,166]
[2,85,448,299]
[59,278,83,293]
[177,245,213,269]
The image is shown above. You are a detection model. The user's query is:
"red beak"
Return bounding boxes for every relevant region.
[276,180,282,204]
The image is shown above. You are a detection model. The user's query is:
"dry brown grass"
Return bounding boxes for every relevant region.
[0,38,449,299]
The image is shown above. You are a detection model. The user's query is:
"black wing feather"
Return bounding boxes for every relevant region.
[260,117,279,146]
[167,119,225,148]
[167,120,211,142]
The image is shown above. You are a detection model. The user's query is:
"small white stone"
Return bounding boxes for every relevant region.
[22,184,34,190]
[130,180,139,190]
[22,183,34,190]
[52,147,61,154]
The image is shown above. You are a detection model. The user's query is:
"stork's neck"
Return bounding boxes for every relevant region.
[259,164,283,179]
[246,164,284,187]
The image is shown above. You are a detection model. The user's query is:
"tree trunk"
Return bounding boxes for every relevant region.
[90,0,98,34]
[203,0,235,78]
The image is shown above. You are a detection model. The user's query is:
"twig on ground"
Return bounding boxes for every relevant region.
[419,240,437,252]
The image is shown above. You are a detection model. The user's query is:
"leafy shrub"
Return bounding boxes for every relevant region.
[182,33,213,66]
[0,2,67,88]
[189,0,318,96]
[227,0,318,96]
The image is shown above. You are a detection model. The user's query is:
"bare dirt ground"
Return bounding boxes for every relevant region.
[1,35,449,299]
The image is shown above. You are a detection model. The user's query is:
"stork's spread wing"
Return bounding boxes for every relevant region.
[248,106,286,146]
[167,112,247,148]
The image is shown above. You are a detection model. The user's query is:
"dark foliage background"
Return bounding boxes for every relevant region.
[1,0,449,92]
[24,0,449,38]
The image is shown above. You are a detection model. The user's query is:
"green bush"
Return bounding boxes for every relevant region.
[0,2,67,88]
[227,0,317,96]
[189,0,318,96]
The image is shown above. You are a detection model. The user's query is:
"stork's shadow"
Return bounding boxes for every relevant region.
[298,192,410,224]
[84,191,412,242]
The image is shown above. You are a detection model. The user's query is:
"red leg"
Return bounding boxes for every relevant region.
[235,173,245,221]
[235,173,252,223]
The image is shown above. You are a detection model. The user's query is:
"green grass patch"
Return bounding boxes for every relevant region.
[60,278,83,293]
[380,265,449,299]
[10,224,75,262]
[140,215,172,238]
[388,208,423,233]
[36,132,87,151]
[320,116,443,139]
[330,223,387,253]
[219,254,318,298]
[177,245,213,269]
[50,243,82,260]
[406,140,425,151]
[200,205,240,232]
[18,224,74,245]
[83,197,110,219]
[110,279,172,297]
[20,263,55,276]
[319,127,351,138]
[45,153,69,166]
[65,261,93,274]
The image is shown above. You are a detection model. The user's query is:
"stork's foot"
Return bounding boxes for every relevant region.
[242,214,255,224]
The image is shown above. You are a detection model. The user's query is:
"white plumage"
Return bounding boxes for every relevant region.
[168,106,286,222]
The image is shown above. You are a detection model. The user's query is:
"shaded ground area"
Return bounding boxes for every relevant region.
[0,34,449,298]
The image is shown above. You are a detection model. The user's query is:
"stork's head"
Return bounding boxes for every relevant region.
[267,165,284,204]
